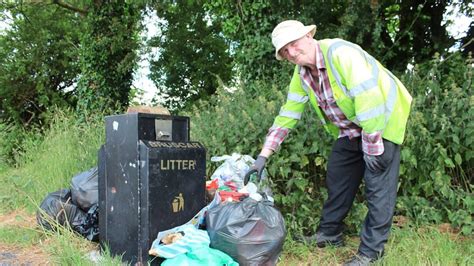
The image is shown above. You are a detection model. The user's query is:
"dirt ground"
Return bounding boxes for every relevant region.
[0,210,52,265]
[0,243,52,266]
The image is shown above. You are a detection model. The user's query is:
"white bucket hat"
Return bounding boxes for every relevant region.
[271,20,317,60]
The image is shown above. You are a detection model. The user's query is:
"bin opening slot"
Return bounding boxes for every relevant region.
[154,119,172,141]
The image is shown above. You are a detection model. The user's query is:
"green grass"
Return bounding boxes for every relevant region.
[0,219,124,265]
[0,226,43,246]
[0,108,104,213]
[44,228,121,265]
[383,226,474,265]
[280,226,474,265]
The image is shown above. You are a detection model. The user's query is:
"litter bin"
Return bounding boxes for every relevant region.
[98,113,206,264]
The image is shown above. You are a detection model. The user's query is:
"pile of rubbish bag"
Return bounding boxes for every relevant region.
[37,167,99,241]
[36,153,287,265]
[149,153,287,265]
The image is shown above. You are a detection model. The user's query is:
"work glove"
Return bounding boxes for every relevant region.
[363,153,383,172]
[244,155,267,185]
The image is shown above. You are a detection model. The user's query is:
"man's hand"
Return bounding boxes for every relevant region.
[253,155,267,177]
[244,155,267,184]
[363,153,383,172]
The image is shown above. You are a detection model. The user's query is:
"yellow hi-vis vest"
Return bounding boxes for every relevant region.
[272,38,412,145]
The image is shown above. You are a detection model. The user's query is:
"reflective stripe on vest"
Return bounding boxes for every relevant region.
[326,40,398,124]
[287,92,308,103]
[279,109,302,120]
[327,41,379,98]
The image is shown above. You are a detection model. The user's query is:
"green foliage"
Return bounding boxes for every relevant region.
[188,53,473,235]
[149,1,233,111]
[75,1,142,114]
[189,81,285,158]
[0,3,84,126]
[375,0,455,72]
[398,53,474,235]
[0,2,143,162]
[0,122,41,166]
[204,0,309,87]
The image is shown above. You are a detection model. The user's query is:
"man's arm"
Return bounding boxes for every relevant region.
[248,66,308,177]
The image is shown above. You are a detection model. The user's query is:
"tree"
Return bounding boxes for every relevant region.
[148,0,233,111]
[0,2,84,126]
[458,0,473,57]
[205,0,466,90]
[377,0,454,72]
[0,0,143,125]
[73,1,142,113]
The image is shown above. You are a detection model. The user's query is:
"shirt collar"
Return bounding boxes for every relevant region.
[314,40,326,70]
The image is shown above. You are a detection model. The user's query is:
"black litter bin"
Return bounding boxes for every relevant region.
[98,113,206,264]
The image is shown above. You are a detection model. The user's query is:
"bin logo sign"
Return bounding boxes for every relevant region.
[172,193,184,212]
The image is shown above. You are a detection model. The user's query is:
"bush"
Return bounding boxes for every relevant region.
[0,122,41,167]
[398,53,473,234]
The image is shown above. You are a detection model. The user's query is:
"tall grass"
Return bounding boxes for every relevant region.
[0,108,104,212]
[44,228,124,265]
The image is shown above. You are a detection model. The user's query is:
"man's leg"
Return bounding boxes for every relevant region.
[358,140,401,259]
[318,137,365,236]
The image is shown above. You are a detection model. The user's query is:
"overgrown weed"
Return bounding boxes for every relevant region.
[0,107,103,212]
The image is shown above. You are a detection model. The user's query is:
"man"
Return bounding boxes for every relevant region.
[247,20,412,265]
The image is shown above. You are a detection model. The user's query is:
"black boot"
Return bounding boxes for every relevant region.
[343,253,377,266]
[299,231,344,247]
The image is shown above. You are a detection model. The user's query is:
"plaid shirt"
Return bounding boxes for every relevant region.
[263,41,384,156]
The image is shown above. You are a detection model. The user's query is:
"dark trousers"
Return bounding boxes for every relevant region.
[318,137,400,258]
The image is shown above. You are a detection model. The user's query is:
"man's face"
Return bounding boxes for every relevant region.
[279,33,315,66]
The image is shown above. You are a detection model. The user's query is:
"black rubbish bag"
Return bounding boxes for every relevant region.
[75,203,99,241]
[37,189,85,231]
[70,167,98,211]
[37,189,99,241]
[206,197,286,266]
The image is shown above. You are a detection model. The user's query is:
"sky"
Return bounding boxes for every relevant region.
[132,11,162,104]
[445,2,473,39]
